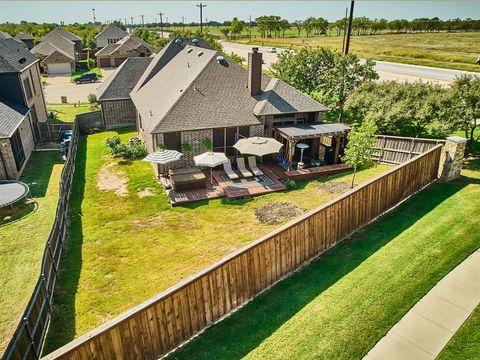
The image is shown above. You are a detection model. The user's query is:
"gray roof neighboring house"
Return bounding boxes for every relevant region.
[95,35,154,57]
[97,57,152,101]
[31,32,76,60]
[15,32,35,41]
[253,78,329,116]
[95,24,128,40]
[0,98,30,138]
[0,31,13,39]
[0,38,38,73]
[41,27,81,42]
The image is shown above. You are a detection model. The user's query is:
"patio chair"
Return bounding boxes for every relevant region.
[248,156,264,176]
[223,160,239,180]
[236,157,254,178]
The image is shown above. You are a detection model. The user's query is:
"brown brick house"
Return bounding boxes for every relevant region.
[127,39,327,174]
[31,31,77,74]
[0,38,48,179]
[95,35,154,68]
[95,24,128,49]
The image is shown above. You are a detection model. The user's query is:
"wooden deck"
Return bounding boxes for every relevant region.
[265,161,351,182]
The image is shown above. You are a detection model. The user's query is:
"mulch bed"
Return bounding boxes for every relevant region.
[255,202,307,225]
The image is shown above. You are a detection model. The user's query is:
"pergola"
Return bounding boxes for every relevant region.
[273,123,351,170]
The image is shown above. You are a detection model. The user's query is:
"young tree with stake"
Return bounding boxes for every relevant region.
[342,117,377,188]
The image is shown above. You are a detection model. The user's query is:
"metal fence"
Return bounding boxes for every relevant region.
[2,122,80,360]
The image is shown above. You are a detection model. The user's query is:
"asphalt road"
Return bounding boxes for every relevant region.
[221,41,477,85]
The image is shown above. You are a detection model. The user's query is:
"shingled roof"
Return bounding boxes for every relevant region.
[0,98,29,138]
[0,38,38,73]
[97,57,152,101]
[253,78,328,115]
[31,32,76,60]
[15,32,35,40]
[95,35,154,57]
[95,24,128,39]
[41,27,80,42]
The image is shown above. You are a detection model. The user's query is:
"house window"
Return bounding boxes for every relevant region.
[11,129,26,170]
[23,78,33,100]
[163,132,181,152]
[29,70,37,95]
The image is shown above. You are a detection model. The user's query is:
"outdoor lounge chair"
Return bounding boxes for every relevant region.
[223,160,239,180]
[248,156,264,176]
[236,157,254,178]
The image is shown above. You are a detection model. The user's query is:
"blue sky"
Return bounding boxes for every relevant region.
[1,1,479,25]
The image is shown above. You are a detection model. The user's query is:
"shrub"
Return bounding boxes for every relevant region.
[181,143,193,152]
[106,136,121,150]
[285,179,297,189]
[86,58,96,70]
[201,138,213,151]
[105,137,147,159]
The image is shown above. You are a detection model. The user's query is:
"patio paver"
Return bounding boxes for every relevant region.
[365,248,480,360]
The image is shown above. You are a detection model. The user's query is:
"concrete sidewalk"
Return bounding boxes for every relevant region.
[365,248,480,360]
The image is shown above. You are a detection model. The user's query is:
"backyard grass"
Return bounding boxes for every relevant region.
[439,304,480,359]
[165,157,480,359]
[233,32,480,73]
[42,129,389,354]
[47,104,91,123]
[0,151,63,354]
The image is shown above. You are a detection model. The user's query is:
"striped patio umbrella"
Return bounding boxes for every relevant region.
[143,150,183,165]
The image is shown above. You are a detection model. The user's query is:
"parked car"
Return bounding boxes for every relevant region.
[266,47,277,53]
[75,72,98,84]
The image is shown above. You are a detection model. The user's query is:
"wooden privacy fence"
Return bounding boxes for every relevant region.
[3,122,80,360]
[374,135,445,165]
[44,144,443,360]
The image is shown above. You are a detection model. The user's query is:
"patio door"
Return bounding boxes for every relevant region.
[213,127,250,156]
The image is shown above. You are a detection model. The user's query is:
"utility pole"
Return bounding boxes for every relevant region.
[341,7,348,53]
[131,17,134,27]
[92,8,96,24]
[182,16,185,29]
[344,0,355,55]
[140,14,145,28]
[196,3,206,33]
[124,18,127,27]
[249,14,252,39]
[158,12,164,37]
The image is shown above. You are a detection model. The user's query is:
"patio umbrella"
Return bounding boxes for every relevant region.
[194,152,229,186]
[233,137,283,157]
[143,150,183,165]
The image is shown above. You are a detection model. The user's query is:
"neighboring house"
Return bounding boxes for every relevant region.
[97,57,152,128]
[95,35,154,68]
[31,32,76,74]
[15,32,35,50]
[41,27,82,54]
[0,30,28,48]
[95,24,128,49]
[123,38,328,172]
[0,38,49,180]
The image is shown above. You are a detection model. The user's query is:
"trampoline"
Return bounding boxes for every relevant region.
[0,181,31,217]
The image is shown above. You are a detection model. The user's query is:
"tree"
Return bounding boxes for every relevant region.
[220,27,230,39]
[342,117,377,188]
[272,47,378,112]
[230,17,244,39]
[111,20,127,31]
[446,75,480,151]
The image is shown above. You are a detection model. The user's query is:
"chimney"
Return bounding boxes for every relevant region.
[248,47,262,96]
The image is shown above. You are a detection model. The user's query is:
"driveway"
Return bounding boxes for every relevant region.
[44,68,116,103]
[221,41,477,85]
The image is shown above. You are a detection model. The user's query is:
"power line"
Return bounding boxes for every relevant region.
[196,3,207,33]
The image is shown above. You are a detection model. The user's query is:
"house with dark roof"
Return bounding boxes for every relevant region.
[31,27,81,74]
[15,33,35,50]
[95,34,154,68]
[95,24,129,49]
[113,38,327,173]
[0,38,49,180]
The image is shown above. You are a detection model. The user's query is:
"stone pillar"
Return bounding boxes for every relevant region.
[439,136,467,181]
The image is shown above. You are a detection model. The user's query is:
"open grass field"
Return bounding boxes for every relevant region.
[166,157,480,359]
[42,129,389,354]
[439,304,480,359]
[232,32,480,72]
[0,151,63,354]
[47,104,91,123]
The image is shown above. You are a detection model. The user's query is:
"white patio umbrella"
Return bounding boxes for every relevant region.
[193,152,229,186]
[233,137,283,157]
[143,150,183,165]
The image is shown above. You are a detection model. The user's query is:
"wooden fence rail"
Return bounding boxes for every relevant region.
[43,144,443,360]
[2,122,80,360]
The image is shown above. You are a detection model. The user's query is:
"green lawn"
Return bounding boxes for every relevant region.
[0,151,63,354]
[47,104,91,123]
[165,158,480,359]
[233,32,480,73]
[439,304,480,359]
[70,67,102,82]
[42,129,389,354]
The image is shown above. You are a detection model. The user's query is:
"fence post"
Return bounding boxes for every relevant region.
[438,136,467,181]
[23,317,39,359]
